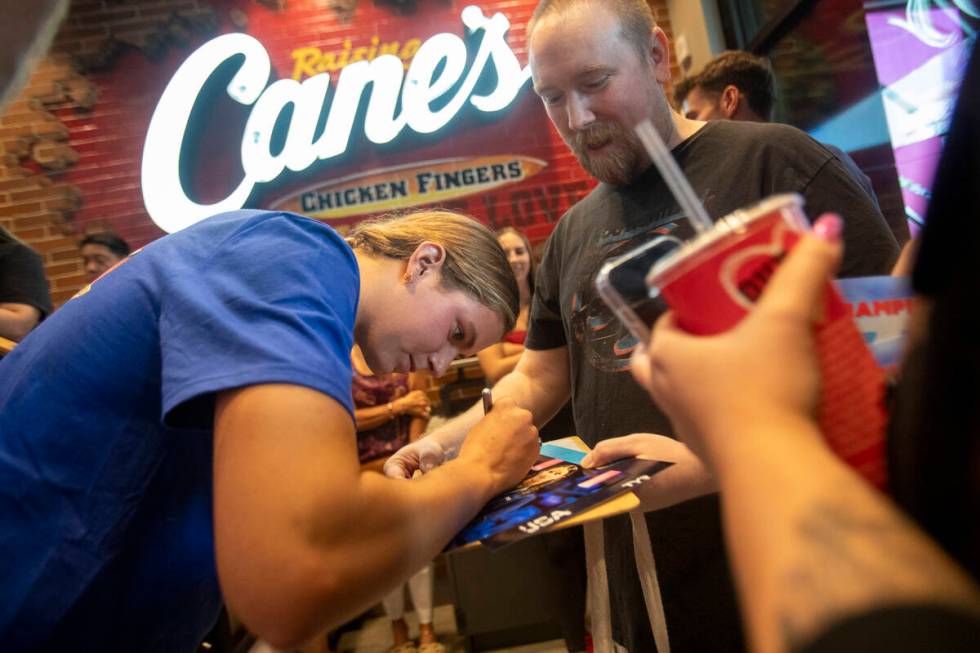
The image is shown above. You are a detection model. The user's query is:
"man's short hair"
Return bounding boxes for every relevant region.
[685,50,776,120]
[80,232,131,259]
[528,0,655,60]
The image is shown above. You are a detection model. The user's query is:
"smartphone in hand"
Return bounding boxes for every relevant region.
[595,236,683,342]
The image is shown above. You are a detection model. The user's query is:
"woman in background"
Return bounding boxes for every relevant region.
[353,344,431,472]
[478,227,589,653]
[352,345,444,653]
[477,228,534,384]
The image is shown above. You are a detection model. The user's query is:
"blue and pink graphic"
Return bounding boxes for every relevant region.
[865,1,977,234]
[836,275,915,369]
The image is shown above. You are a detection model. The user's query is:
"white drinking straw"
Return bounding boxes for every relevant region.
[634,120,714,234]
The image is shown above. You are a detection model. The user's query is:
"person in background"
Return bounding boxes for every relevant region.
[353,344,432,472]
[0,224,52,342]
[672,50,773,123]
[80,231,131,281]
[378,564,440,653]
[0,208,539,652]
[351,344,443,653]
[387,1,898,651]
[675,50,879,210]
[477,228,535,384]
[478,227,589,653]
[297,344,438,653]
[0,0,65,349]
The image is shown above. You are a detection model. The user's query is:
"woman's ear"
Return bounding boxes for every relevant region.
[404,242,447,284]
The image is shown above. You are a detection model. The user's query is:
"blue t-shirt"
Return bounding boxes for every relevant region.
[0,210,359,652]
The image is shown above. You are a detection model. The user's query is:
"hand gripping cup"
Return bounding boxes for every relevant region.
[630,120,888,489]
[645,194,888,488]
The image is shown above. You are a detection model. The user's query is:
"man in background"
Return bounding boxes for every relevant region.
[80,231,131,281]
[676,50,879,208]
[674,50,773,123]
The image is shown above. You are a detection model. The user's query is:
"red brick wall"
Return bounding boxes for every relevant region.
[0,0,678,307]
[0,0,218,305]
[1,53,87,306]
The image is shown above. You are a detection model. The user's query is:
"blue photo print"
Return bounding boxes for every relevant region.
[446,455,671,550]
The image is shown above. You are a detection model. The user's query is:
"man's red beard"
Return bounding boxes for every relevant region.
[568,121,645,186]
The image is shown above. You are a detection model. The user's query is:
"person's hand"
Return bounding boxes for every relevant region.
[582,433,716,511]
[395,390,431,418]
[383,437,447,479]
[457,397,539,494]
[630,215,843,467]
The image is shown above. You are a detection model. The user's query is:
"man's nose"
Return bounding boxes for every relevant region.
[567,94,595,131]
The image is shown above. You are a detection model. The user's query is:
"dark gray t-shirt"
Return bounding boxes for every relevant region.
[823,142,880,211]
[526,120,899,652]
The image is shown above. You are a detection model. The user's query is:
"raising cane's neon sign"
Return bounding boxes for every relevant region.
[141,6,531,233]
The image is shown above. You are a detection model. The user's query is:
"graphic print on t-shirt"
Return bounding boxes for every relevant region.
[572,214,697,373]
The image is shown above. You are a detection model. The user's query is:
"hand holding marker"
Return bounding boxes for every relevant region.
[483,387,541,450]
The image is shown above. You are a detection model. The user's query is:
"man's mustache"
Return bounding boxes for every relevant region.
[571,122,628,151]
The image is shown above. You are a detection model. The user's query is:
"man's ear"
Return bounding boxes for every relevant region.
[649,27,673,85]
[721,85,741,119]
[403,242,447,284]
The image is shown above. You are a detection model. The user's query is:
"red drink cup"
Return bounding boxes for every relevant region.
[646,194,888,489]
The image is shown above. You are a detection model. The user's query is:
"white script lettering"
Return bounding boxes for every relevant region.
[141,6,531,233]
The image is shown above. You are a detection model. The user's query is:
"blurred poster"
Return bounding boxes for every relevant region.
[836,275,914,369]
[865,1,977,234]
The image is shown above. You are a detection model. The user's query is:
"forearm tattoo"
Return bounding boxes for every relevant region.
[776,497,975,649]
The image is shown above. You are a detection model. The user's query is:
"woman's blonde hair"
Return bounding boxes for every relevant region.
[348,210,519,333]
